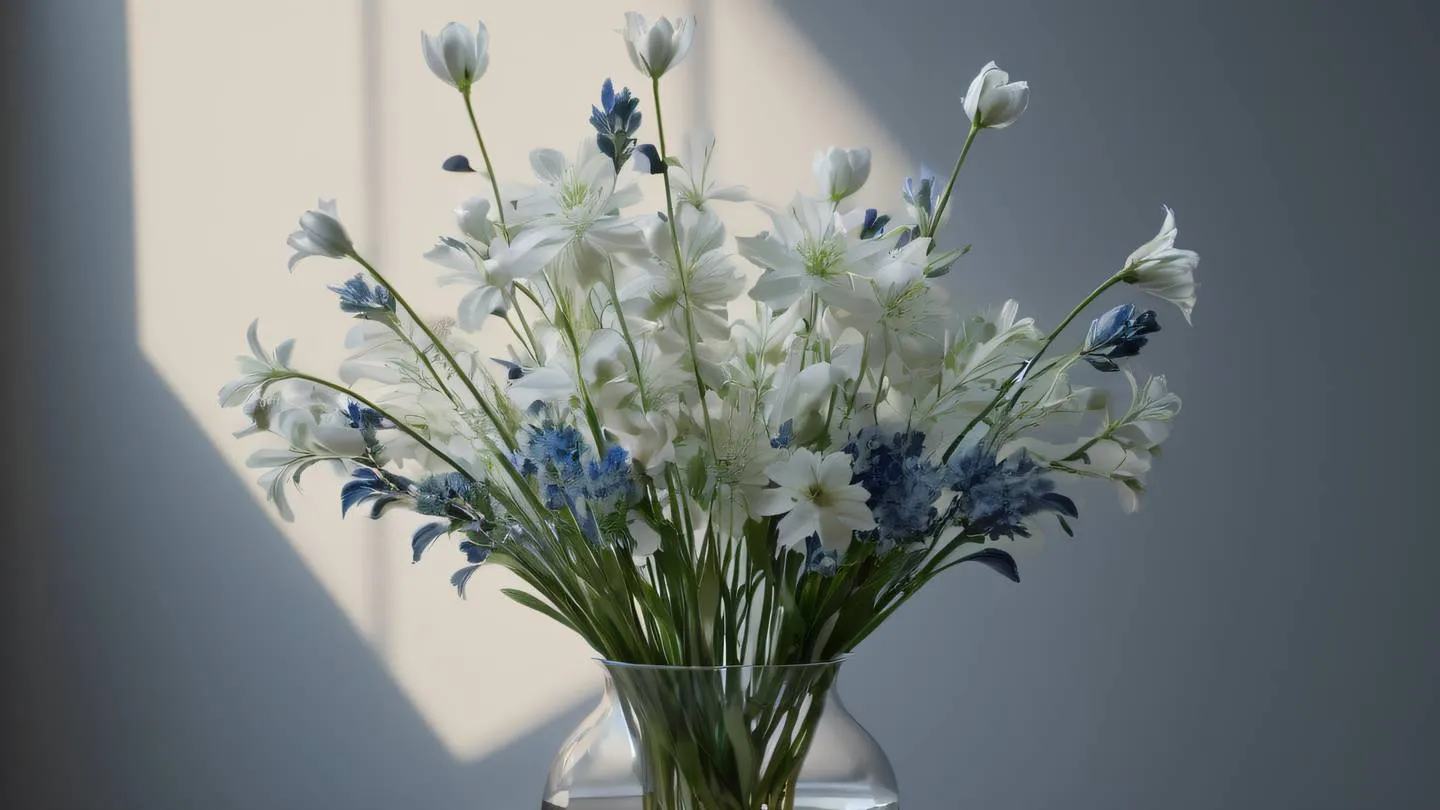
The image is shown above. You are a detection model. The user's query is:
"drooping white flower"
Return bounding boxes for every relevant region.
[219,320,296,407]
[623,13,695,79]
[813,147,871,202]
[739,195,890,311]
[287,199,354,271]
[421,21,490,91]
[963,61,1029,130]
[754,448,875,552]
[1121,206,1199,323]
[672,130,748,210]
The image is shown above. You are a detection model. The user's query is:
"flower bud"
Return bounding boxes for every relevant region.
[421,21,489,91]
[813,147,872,202]
[963,62,1029,129]
[287,199,353,271]
[623,13,695,79]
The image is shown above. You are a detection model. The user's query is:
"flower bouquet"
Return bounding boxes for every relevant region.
[222,12,1198,810]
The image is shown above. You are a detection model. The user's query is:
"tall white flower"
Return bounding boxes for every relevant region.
[828,236,952,376]
[421,21,490,92]
[963,61,1029,130]
[623,13,695,79]
[1121,206,1200,323]
[754,448,875,552]
[287,199,354,271]
[813,147,871,202]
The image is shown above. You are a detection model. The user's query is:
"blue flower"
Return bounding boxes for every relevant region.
[416,472,477,518]
[340,466,414,519]
[491,357,526,381]
[342,400,390,454]
[804,534,840,576]
[902,166,941,219]
[860,208,891,240]
[514,423,636,538]
[590,78,642,172]
[632,144,666,175]
[771,419,794,449]
[946,444,1078,540]
[846,426,946,547]
[1082,303,1160,372]
[442,154,476,173]
[328,274,395,317]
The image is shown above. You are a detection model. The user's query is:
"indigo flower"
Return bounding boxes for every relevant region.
[591,79,642,172]
[1082,303,1160,372]
[946,444,1078,540]
[633,144,666,175]
[416,472,477,519]
[846,426,946,547]
[340,466,415,519]
[515,423,636,533]
[771,419,794,449]
[442,154,476,173]
[804,534,840,576]
[328,275,396,318]
[860,208,890,240]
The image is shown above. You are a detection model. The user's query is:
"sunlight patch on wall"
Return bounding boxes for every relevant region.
[126,0,913,762]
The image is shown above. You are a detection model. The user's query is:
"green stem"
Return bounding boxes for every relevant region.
[273,371,476,482]
[924,124,979,239]
[390,319,462,408]
[352,253,516,451]
[651,76,718,450]
[940,273,1124,463]
[462,89,509,238]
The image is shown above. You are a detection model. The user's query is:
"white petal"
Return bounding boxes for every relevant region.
[529,148,568,183]
[421,31,455,87]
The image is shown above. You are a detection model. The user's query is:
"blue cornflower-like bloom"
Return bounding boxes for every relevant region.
[340,466,414,519]
[804,534,840,576]
[590,78,642,172]
[328,274,396,317]
[514,423,636,540]
[946,444,1078,540]
[860,208,891,240]
[415,472,477,518]
[771,419,794,449]
[1082,303,1160,372]
[846,426,946,547]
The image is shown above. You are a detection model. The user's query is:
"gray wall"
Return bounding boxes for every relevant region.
[3,1,1436,809]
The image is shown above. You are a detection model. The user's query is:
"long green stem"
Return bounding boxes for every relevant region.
[352,253,516,451]
[925,124,979,239]
[651,76,718,450]
[272,371,476,482]
[941,273,1124,462]
[390,320,462,408]
[462,89,509,238]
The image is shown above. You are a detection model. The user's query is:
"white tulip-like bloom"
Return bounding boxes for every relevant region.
[963,61,1029,130]
[421,21,490,92]
[813,147,872,202]
[1121,206,1200,323]
[754,449,876,552]
[286,199,354,271]
[623,13,695,79]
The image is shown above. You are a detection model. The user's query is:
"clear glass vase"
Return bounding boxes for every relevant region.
[542,660,899,810]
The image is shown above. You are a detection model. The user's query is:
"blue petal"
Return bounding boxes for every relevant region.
[451,564,483,598]
[442,154,476,173]
[600,78,616,112]
[412,521,449,563]
[956,548,1020,582]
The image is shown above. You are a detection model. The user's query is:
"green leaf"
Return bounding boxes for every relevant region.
[501,588,580,634]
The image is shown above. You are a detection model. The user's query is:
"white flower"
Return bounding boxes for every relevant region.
[673,130,748,210]
[219,320,295,407]
[426,227,568,331]
[610,410,676,476]
[813,147,871,202]
[287,199,353,271]
[623,13,695,79]
[963,61,1029,130]
[829,236,952,375]
[622,207,745,340]
[1122,206,1199,323]
[455,195,495,246]
[739,195,890,311]
[510,145,645,287]
[754,448,875,552]
[421,21,490,91]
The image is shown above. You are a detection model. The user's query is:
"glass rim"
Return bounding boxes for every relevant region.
[595,654,852,672]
